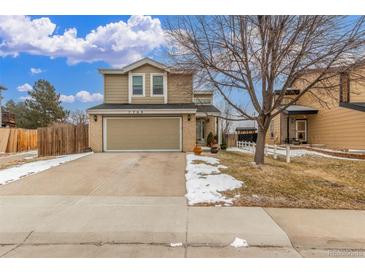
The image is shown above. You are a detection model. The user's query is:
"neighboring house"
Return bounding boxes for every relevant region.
[1,108,16,128]
[236,127,257,143]
[87,58,221,152]
[267,69,365,150]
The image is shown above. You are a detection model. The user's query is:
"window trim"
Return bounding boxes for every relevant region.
[150,73,165,97]
[295,119,307,142]
[129,73,145,98]
[150,72,168,103]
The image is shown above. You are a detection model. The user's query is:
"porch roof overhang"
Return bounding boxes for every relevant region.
[195,104,221,117]
[283,105,319,115]
[87,103,197,115]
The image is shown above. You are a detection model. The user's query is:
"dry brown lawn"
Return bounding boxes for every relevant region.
[216,150,365,209]
[0,155,56,170]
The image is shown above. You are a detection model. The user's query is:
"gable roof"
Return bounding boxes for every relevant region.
[99,57,193,75]
[98,57,193,75]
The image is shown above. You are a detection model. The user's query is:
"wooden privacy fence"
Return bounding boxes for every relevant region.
[0,128,38,153]
[37,124,89,157]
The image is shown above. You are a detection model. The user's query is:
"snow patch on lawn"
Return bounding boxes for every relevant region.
[185,154,244,205]
[228,147,363,161]
[230,237,249,248]
[0,152,93,185]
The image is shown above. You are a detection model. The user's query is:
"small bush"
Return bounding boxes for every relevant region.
[207,132,214,147]
[221,134,227,150]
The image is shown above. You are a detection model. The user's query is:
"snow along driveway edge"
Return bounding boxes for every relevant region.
[185,153,244,205]
[0,152,93,185]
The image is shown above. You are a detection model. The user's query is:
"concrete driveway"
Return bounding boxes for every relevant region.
[0,152,186,196]
[1,152,365,258]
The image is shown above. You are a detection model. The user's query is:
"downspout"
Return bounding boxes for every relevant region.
[217,117,222,145]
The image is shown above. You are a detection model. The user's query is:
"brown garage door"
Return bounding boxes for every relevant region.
[104,117,181,151]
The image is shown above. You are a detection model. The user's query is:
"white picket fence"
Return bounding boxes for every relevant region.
[236,141,292,163]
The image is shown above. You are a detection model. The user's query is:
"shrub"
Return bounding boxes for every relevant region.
[220,134,227,150]
[206,132,214,147]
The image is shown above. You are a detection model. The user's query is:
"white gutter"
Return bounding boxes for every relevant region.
[88,108,197,115]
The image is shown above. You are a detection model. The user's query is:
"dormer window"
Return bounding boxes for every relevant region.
[132,74,144,96]
[151,73,165,96]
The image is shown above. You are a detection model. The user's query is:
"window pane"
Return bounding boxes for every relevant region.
[133,76,143,85]
[153,75,164,95]
[132,76,143,95]
[297,122,305,131]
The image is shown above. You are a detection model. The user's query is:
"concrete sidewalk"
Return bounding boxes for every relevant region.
[0,196,365,257]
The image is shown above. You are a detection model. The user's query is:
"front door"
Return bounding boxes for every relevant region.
[196,119,205,143]
[295,120,307,143]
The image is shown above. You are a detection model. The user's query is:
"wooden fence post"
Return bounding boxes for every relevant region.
[265,144,268,156]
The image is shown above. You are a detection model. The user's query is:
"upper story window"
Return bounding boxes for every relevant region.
[151,74,164,96]
[132,75,144,96]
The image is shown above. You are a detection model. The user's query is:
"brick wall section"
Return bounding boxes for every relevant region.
[182,114,196,152]
[89,114,103,152]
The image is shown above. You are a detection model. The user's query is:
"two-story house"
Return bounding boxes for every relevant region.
[267,68,365,150]
[87,58,221,152]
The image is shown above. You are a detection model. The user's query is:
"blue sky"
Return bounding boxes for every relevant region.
[0,15,170,111]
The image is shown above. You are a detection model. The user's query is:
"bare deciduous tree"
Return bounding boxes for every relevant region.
[218,100,234,135]
[69,109,88,125]
[167,16,365,164]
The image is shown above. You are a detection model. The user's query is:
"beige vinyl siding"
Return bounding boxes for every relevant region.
[168,74,193,103]
[193,93,213,104]
[104,74,128,103]
[266,114,281,144]
[193,94,212,99]
[102,64,193,104]
[131,64,165,74]
[349,70,365,102]
[297,91,365,150]
[104,117,181,151]
[130,64,165,104]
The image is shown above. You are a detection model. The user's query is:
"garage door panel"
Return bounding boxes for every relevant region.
[105,117,181,151]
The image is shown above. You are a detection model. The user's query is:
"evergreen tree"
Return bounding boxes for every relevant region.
[4,100,29,128]
[24,80,69,128]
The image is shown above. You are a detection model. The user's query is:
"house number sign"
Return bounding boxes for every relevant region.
[128,110,144,114]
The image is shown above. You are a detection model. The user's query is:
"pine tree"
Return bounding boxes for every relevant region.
[24,80,69,128]
[4,100,29,128]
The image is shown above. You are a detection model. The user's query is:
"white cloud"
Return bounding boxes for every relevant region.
[59,94,75,103]
[75,90,103,102]
[30,67,43,74]
[17,83,32,92]
[0,15,165,67]
[60,90,103,103]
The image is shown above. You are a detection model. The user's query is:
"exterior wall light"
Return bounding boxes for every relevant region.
[93,115,97,122]
[188,114,191,121]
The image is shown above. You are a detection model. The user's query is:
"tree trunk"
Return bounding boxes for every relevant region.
[254,126,268,165]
